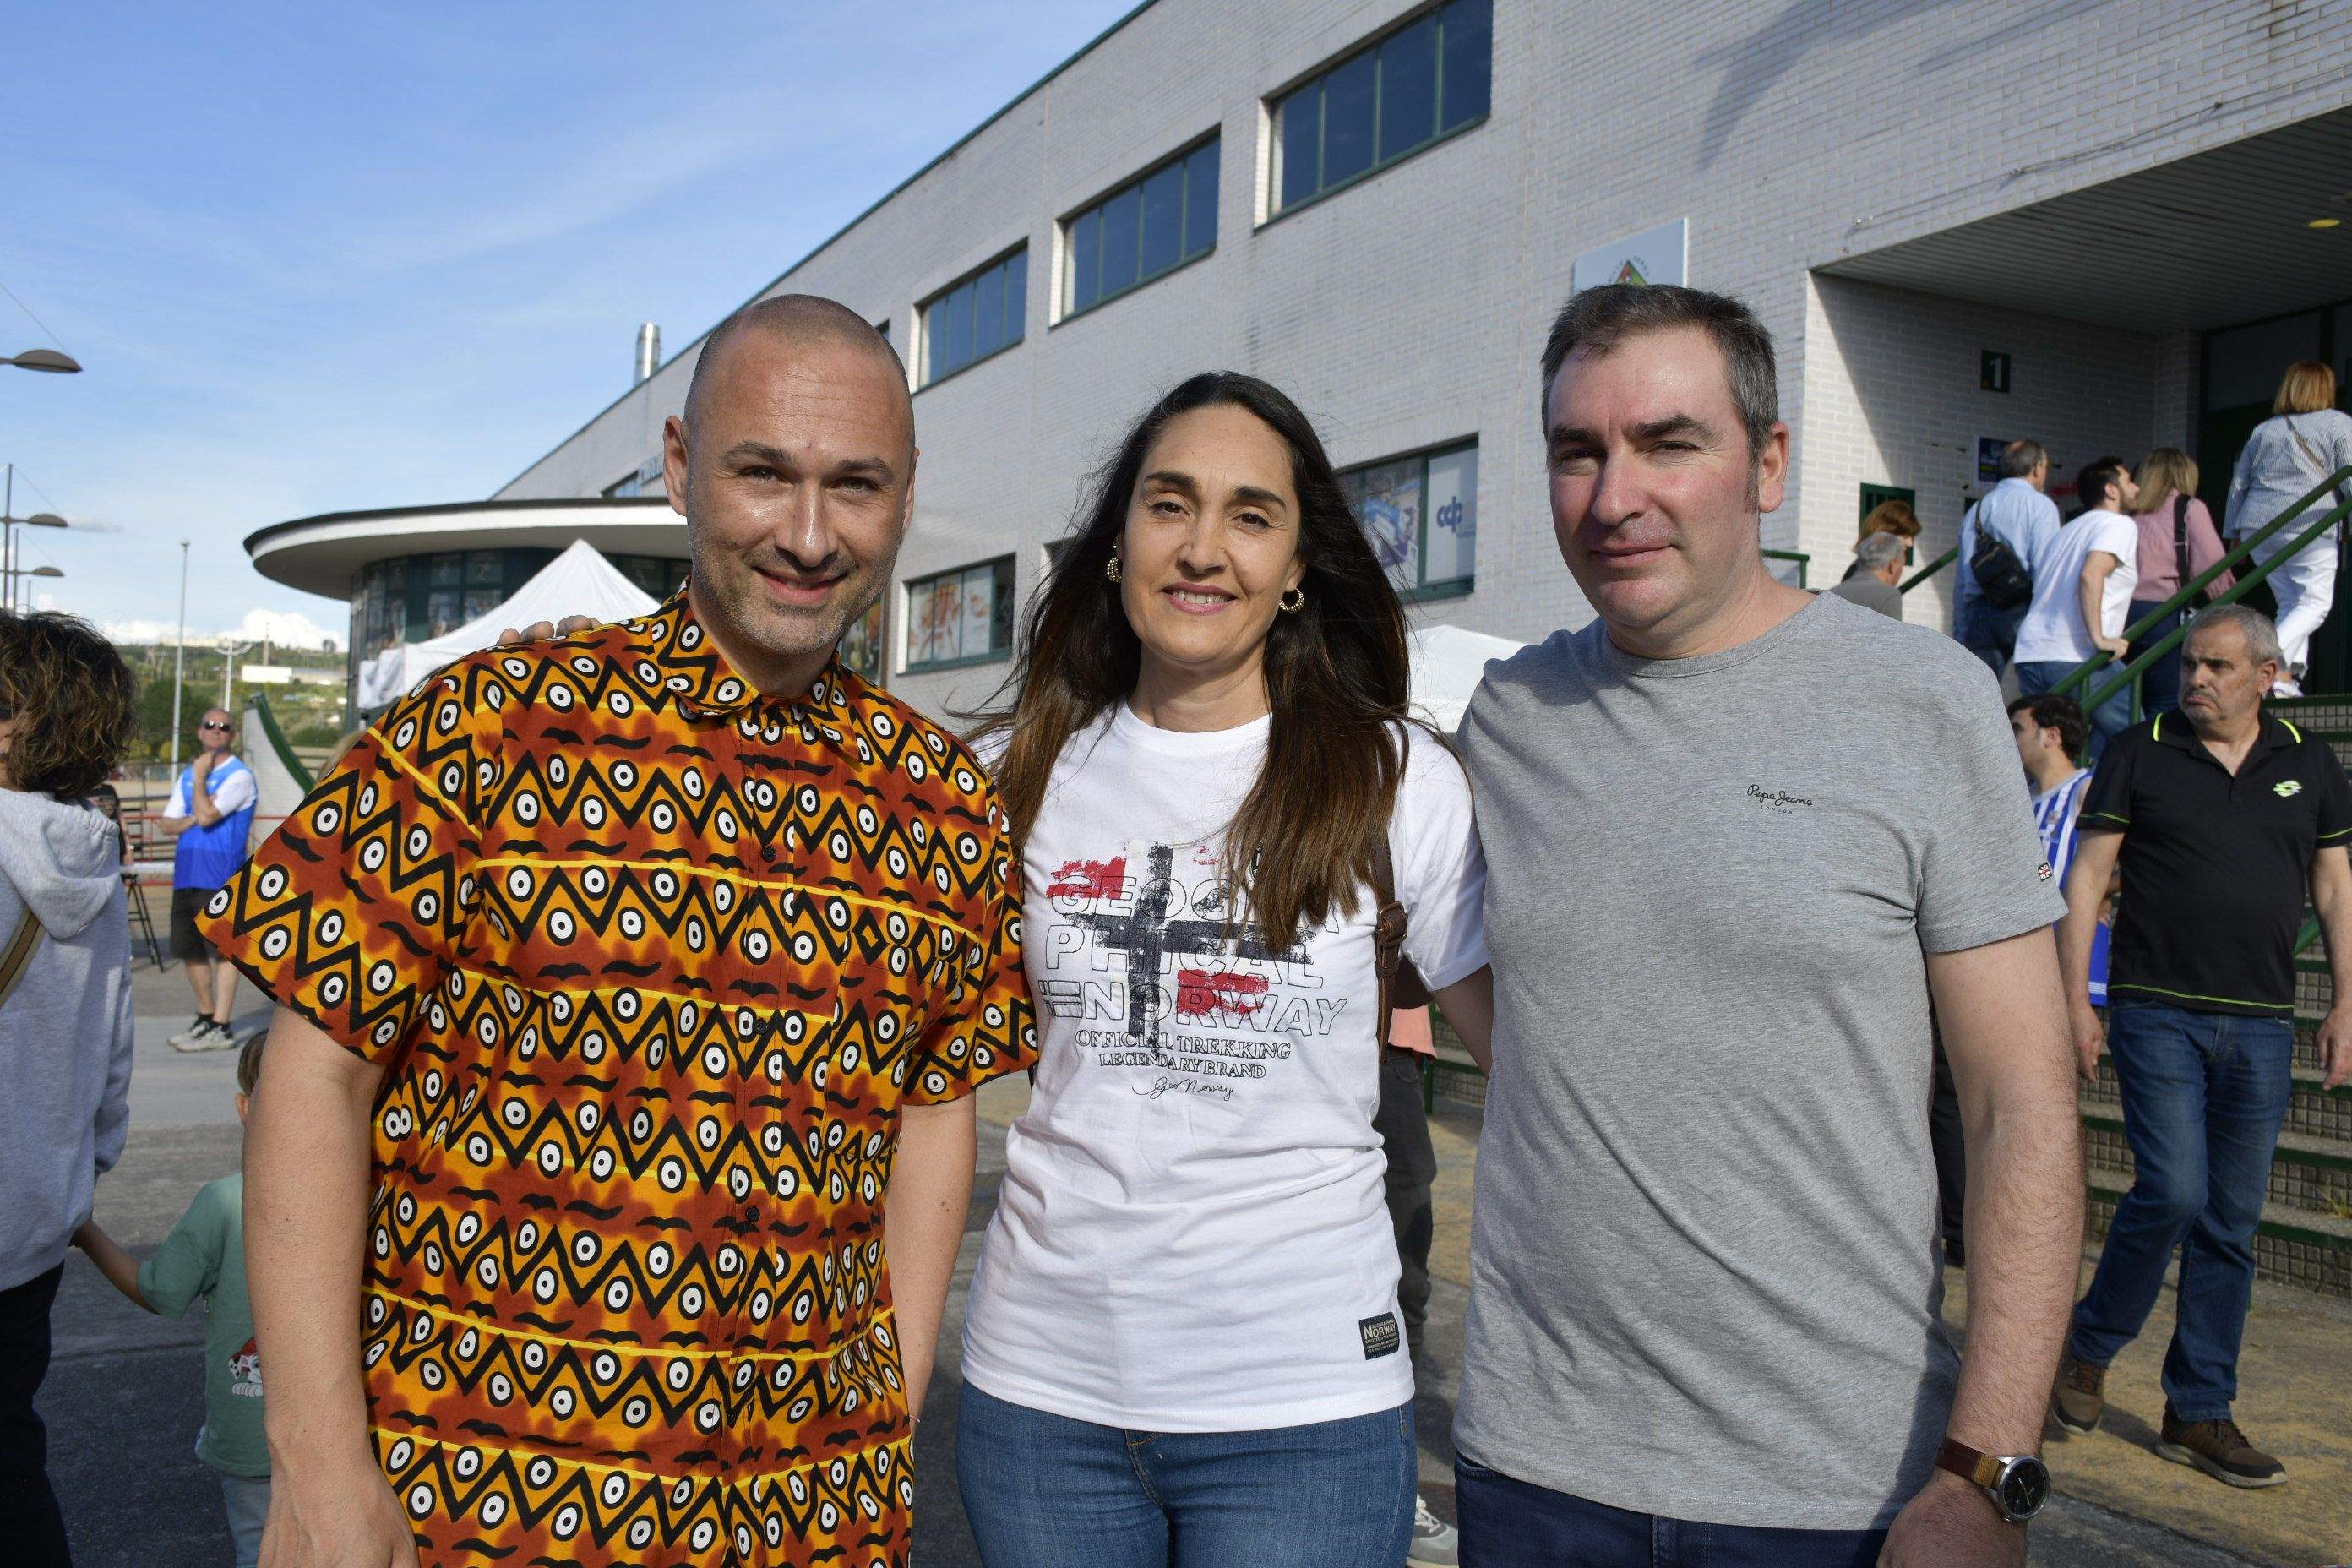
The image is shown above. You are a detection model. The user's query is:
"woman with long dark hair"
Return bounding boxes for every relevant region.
[955,373,1494,1566]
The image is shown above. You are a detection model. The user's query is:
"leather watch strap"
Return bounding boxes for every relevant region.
[1936,1438,2003,1491]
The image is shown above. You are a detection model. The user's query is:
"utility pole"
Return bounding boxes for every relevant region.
[170,539,189,786]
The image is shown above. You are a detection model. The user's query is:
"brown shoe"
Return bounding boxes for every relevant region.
[2050,1351,2105,1434]
[2157,1408,2287,1488]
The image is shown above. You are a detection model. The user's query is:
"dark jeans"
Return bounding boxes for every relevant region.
[2070,999,2295,1421]
[1928,1032,1967,1264]
[1372,1050,1436,1355]
[2017,659,2132,760]
[1455,1456,1886,1567]
[0,1265,70,1567]
[2126,599,2186,718]
[956,1383,1416,1567]
[1955,595,2026,676]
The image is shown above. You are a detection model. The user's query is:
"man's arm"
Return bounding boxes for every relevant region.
[2309,845,2352,1091]
[2057,830,2125,1082]
[2077,553,2127,657]
[1882,928,2083,1567]
[1431,966,1494,1075]
[245,1009,418,1568]
[883,1096,977,1421]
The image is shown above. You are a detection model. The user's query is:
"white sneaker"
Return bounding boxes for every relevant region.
[166,1015,210,1048]
[171,1019,236,1053]
[1408,1492,1459,1567]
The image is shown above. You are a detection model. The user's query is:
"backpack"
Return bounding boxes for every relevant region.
[1967,504,2035,610]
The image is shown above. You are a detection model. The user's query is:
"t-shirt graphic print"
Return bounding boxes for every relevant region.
[961,706,1489,1431]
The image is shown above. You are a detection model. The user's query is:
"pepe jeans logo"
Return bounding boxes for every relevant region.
[1748,784,1815,814]
[2275,779,2304,798]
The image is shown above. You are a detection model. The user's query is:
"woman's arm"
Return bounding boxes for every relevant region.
[2186,498,2235,594]
[1429,966,1493,1075]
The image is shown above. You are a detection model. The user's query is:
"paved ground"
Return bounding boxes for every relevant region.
[39,952,2349,1565]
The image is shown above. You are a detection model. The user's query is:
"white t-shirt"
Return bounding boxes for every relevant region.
[165,755,257,818]
[2013,509,2139,665]
[959,705,1489,1431]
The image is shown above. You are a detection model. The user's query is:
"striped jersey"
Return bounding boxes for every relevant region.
[2031,770,2107,1002]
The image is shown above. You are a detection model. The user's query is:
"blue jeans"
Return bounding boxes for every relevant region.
[2070,1000,2295,1420]
[956,1382,1415,1567]
[2016,659,2133,760]
[219,1472,271,1568]
[1955,594,2025,675]
[2126,600,2185,719]
[1456,1456,1886,1567]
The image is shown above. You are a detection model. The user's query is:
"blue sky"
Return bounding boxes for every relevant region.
[3,0,1137,646]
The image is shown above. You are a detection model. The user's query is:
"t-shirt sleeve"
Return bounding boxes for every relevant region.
[136,1184,226,1321]
[2093,512,2139,564]
[903,795,1039,1106]
[207,765,258,815]
[2313,743,2352,848]
[2077,734,2137,833]
[1392,728,1489,991]
[165,771,190,818]
[1915,665,2071,952]
[197,668,489,1065]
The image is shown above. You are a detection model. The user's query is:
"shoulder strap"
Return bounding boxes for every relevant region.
[1368,835,1413,1053]
[2174,494,2191,590]
[0,906,43,1013]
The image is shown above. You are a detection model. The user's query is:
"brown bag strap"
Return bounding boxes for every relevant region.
[1366,834,1438,1048]
[0,906,43,1013]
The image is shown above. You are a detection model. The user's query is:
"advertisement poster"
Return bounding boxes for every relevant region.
[1977,437,2008,485]
[1571,218,1688,294]
[1423,447,1478,585]
[1348,459,1422,591]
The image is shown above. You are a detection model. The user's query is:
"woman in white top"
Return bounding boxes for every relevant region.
[2224,360,2352,694]
[955,373,1494,1566]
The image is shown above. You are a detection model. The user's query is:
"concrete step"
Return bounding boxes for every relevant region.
[2084,1176,2352,1298]
[2082,1111,2352,1222]
[2084,1057,2351,1142]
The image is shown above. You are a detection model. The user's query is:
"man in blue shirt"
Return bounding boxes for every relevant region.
[161,707,256,1050]
[1957,440,2061,675]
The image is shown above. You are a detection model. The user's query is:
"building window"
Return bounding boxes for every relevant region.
[1338,441,1478,598]
[840,599,885,683]
[921,249,1027,388]
[602,455,663,498]
[903,556,1016,672]
[1271,0,1490,217]
[1064,138,1219,318]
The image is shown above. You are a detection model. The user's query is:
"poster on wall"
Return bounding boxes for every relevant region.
[1571,218,1688,295]
[1976,437,2009,485]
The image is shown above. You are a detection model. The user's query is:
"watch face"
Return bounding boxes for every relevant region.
[1998,1457,2050,1521]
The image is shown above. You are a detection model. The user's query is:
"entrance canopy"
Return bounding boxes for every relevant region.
[1408,622,1525,732]
[357,539,658,710]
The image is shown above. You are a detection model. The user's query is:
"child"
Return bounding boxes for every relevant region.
[74,1032,268,1565]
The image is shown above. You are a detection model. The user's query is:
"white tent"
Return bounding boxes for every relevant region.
[1407,622,1526,732]
[357,539,662,710]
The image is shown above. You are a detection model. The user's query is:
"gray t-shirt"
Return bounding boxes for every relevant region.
[1454,590,2063,1531]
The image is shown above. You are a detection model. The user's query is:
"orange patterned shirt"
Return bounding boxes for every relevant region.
[204,591,1035,1567]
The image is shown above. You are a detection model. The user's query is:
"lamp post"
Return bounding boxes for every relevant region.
[171,540,190,787]
[0,349,80,373]
[21,564,62,612]
[1,464,70,611]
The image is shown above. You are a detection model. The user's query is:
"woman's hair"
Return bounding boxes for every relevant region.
[1855,498,1920,547]
[973,372,1416,945]
[0,609,137,799]
[2132,446,2200,516]
[2275,360,2338,416]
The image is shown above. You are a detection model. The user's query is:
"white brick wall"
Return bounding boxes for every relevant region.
[490,0,2352,720]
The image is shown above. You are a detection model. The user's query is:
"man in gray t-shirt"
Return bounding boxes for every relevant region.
[1451,285,2082,1566]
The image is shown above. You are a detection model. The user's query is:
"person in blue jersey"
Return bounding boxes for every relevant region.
[159,707,257,1050]
[2009,694,2110,1005]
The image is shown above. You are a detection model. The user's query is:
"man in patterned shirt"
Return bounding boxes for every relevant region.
[206,296,1036,1568]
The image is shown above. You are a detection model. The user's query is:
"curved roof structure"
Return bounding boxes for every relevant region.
[244,497,686,599]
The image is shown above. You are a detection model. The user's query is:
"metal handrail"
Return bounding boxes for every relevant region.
[1900,545,1957,595]
[1761,547,1810,589]
[2050,466,2352,710]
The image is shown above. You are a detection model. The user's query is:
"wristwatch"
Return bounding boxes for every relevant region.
[1936,1439,2050,1523]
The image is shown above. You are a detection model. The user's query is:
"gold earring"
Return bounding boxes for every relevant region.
[1280,586,1306,612]
[1105,552,1122,583]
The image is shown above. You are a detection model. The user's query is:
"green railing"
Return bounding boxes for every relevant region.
[1761,547,1810,589]
[248,690,317,793]
[1900,544,1958,595]
[2048,466,2352,714]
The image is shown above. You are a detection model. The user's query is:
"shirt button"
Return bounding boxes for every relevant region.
[763,845,778,864]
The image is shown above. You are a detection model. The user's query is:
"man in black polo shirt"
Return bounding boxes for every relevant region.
[2050,605,2352,1487]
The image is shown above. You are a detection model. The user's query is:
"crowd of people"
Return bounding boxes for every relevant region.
[0,282,2347,1568]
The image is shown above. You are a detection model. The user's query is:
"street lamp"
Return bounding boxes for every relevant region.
[22,564,62,611]
[2,349,80,373]
[1,462,71,611]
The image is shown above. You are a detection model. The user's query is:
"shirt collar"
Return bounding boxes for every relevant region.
[641,585,849,726]
[2154,708,2298,762]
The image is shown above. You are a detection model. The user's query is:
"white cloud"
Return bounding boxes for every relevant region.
[91,605,341,651]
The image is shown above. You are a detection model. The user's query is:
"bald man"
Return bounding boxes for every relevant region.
[208,297,1037,1567]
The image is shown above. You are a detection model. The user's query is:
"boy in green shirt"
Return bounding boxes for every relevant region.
[74,1034,268,1565]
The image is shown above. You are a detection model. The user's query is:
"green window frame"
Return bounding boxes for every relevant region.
[1064,137,1220,319]
[920,248,1028,389]
[1338,440,1478,601]
[903,555,1017,672]
[1270,0,1491,220]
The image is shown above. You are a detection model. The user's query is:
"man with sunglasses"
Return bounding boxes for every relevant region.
[161,708,255,1049]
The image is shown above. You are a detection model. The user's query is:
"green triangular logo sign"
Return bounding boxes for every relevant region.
[1613,259,1651,286]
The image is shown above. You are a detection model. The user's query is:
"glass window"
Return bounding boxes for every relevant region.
[921,249,1026,386]
[1339,441,1478,596]
[427,590,464,637]
[428,553,463,588]
[1271,0,1492,215]
[903,556,1016,671]
[1378,14,1438,162]
[840,599,885,683]
[1062,136,1221,318]
[466,550,503,585]
[1184,143,1220,257]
